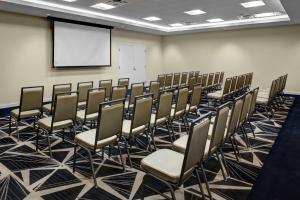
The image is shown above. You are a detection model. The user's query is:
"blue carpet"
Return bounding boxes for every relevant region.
[248,95,300,200]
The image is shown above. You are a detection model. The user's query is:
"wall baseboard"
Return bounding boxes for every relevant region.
[285,91,300,95]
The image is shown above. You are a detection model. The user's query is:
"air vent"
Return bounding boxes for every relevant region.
[104,0,128,7]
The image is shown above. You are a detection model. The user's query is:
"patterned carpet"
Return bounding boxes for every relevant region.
[0,96,294,200]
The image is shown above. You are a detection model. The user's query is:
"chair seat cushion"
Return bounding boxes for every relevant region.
[141,149,193,183]
[150,114,167,126]
[11,109,40,119]
[170,108,184,118]
[43,103,52,112]
[75,129,118,149]
[207,91,223,99]
[76,110,98,122]
[122,120,146,138]
[78,101,86,108]
[186,104,197,112]
[256,97,268,105]
[38,117,73,131]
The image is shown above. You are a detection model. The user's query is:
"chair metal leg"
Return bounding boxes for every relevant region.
[73,143,78,173]
[219,148,230,177]
[117,142,125,171]
[150,126,157,150]
[215,152,227,181]
[36,128,40,151]
[241,125,251,148]
[248,120,256,138]
[123,137,133,167]
[87,149,97,187]
[200,164,212,200]
[167,121,175,142]
[108,145,112,158]
[16,119,20,141]
[9,116,12,134]
[46,132,53,158]
[195,170,205,199]
[230,137,239,162]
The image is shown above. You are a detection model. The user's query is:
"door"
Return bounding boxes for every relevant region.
[119,44,146,86]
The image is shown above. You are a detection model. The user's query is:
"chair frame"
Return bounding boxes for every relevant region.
[99,79,112,99]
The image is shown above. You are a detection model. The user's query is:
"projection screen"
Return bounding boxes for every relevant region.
[53,21,111,67]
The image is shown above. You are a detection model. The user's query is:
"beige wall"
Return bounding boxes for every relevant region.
[162,25,300,93]
[0,12,163,107]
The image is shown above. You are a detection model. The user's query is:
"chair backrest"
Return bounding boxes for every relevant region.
[248,87,259,117]
[209,103,230,154]
[222,78,232,96]
[241,75,246,89]
[118,78,129,88]
[77,81,93,102]
[226,96,244,139]
[179,114,211,184]
[188,76,196,91]
[181,72,188,85]
[52,92,78,124]
[51,83,72,103]
[236,76,242,91]
[130,94,153,136]
[95,99,125,146]
[230,76,237,93]
[164,74,173,88]
[173,73,181,87]
[149,81,160,100]
[213,72,220,85]
[207,73,214,86]
[201,74,208,87]
[189,84,202,109]
[129,82,144,105]
[86,88,106,115]
[267,80,276,102]
[196,74,202,84]
[219,72,225,85]
[239,92,252,125]
[175,87,189,114]
[194,71,200,78]
[157,74,166,89]
[156,91,173,120]
[111,86,127,101]
[248,72,253,87]
[19,86,44,113]
[188,71,195,80]
[99,79,112,98]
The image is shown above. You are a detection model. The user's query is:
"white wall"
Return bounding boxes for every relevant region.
[0,11,163,107]
[162,25,300,93]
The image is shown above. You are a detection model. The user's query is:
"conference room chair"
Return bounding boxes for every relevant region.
[43,83,72,114]
[218,71,225,89]
[99,79,112,100]
[229,76,238,97]
[149,81,160,103]
[194,71,200,78]
[256,80,276,118]
[170,87,189,135]
[76,88,106,129]
[9,86,44,140]
[246,87,259,138]
[180,72,188,86]
[213,72,220,90]
[77,81,93,108]
[188,71,195,80]
[121,94,153,167]
[164,73,173,89]
[205,73,214,92]
[172,73,180,88]
[126,82,144,110]
[118,78,130,89]
[186,84,202,116]
[187,76,196,94]
[73,99,126,187]
[196,74,202,85]
[201,73,208,89]
[140,114,211,200]
[37,91,78,157]
[207,77,232,106]
[150,90,173,147]
[238,92,253,148]
[111,86,127,101]
[157,74,166,89]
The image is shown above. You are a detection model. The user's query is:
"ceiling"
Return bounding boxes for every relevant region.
[0,0,299,35]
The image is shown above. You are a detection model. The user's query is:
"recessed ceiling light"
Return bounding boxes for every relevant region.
[184,9,206,15]
[169,23,184,27]
[241,1,265,8]
[61,0,77,2]
[206,18,224,23]
[91,3,115,10]
[143,16,162,21]
[254,12,279,18]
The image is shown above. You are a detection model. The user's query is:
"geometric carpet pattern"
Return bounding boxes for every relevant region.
[0,97,294,200]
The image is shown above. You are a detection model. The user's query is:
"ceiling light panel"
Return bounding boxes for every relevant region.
[169,23,184,27]
[143,16,161,21]
[61,0,77,2]
[184,9,206,15]
[241,1,266,8]
[255,12,278,18]
[207,18,224,23]
[91,3,115,10]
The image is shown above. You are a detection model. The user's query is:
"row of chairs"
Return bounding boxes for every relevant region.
[139,87,259,200]
[157,71,225,91]
[207,72,253,104]
[256,74,288,118]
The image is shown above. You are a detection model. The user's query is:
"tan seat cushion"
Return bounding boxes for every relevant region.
[186,104,197,112]
[207,91,223,99]
[78,101,86,108]
[76,110,98,122]
[11,109,40,119]
[75,129,118,149]
[170,108,184,119]
[122,120,146,138]
[38,117,73,131]
[150,113,167,126]
[141,149,194,183]
[43,104,52,112]
[256,97,268,105]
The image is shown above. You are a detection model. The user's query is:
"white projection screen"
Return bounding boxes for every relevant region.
[53,21,111,67]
